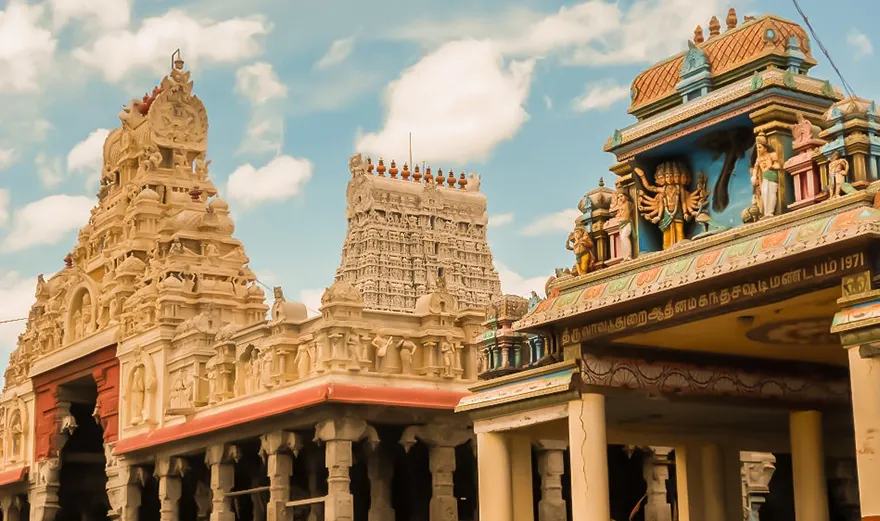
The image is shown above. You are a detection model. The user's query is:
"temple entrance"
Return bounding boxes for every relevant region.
[56,377,109,521]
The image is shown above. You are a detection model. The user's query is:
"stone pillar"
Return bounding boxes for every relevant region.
[206,444,239,521]
[534,440,567,521]
[509,435,534,521]
[790,411,830,521]
[400,424,473,521]
[568,393,611,521]
[477,432,512,521]
[2,496,23,521]
[306,449,324,521]
[672,445,693,521]
[261,431,302,521]
[643,447,673,521]
[155,456,189,521]
[315,417,378,521]
[367,444,394,521]
[741,452,777,520]
[29,458,61,521]
[699,444,725,521]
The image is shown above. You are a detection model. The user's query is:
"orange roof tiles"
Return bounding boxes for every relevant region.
[629,15,814,111]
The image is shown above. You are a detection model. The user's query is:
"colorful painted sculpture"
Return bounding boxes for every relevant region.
[828,151,853,198]
[565,225,594,275]
[751,133,782,218]
[636,163,708,249]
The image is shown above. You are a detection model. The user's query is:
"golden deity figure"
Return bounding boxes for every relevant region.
[751,133,782,217]
[636,162,708,249]
[828,151,850,199]
[565,224,594,276]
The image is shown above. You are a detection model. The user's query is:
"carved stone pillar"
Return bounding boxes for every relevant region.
[400,424,473,521]
[206,444,239,521]
[534,440,567,521]
[306,449,324,521]
[29,458,61,521]
[367,443,394,521]
[261,431,302,521]
[155,456,189,521]
[741,452,776,520]
[314,418,378,521]
[2,496,24,521]
[104,448,146,521]
[643,447,673,521]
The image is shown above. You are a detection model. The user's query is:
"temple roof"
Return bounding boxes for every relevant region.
[629,13,815,114]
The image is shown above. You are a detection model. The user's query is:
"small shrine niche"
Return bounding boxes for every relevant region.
[8,409,22,463]
[67,288,96,344]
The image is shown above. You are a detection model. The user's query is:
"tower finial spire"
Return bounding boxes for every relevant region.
[172,49,184,70]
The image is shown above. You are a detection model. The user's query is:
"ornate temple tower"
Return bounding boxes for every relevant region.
[335,157,501,312]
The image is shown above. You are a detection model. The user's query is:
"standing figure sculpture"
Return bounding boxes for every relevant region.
[751,133,782,218]
[610,188,634,260]
[636,162,708,249]
[565,225,594,275]
[828,151,851,199]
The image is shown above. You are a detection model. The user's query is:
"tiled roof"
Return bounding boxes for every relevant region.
[629,15,814,111]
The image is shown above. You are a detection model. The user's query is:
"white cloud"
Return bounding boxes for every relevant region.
[34,153,64,189]
[72,10,271,82]
[488,212,514,228]
[67,128,110,188]
[0,189,8,228]
[226,155,313,208]
[49,0,131,30]
[0,149,14,170]
[572,80,630,112]
[543,95,553,110]
[357,40,534,164]
[0,2,57,93]
[521,208,579,237]
[1,195,94,252]
[236,62,287,104]
[299,288,323,317]
[848,29,873,60]
[315,37,355,70]
[0,270,38,378]
[495,261,547,298]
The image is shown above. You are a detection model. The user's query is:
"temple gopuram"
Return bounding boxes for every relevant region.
[459,9,880,521]
[0,54,505,521]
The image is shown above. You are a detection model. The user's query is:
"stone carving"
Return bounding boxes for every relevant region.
[636,163,708,249]
[397,339,418,374]
[828,151,852,198]
[565,225,594,276]
[169,368,193,410]
[748,133,782,219]
[128,348,157,425]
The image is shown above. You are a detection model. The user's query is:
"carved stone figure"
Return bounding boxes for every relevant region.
[565,225,594,276]
[294,344,311,379]
[829,152,851,198]
[440,339,455,377]
[610,189,634,260]
[751,133,782,218]
[130,364,146,424]
[194,157,211,180]
[170,369,191,410]
[346,333,364,365]
[636,162,708,249]
[398,339,418,374]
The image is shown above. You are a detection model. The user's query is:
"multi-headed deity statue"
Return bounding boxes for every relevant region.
[565,224,594,276]
[828,151,851,199]
[750,133,781,218]
[636,162,709,249]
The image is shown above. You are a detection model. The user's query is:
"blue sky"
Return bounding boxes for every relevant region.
[0,0,877,363]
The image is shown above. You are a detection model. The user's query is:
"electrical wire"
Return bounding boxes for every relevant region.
[790,0,858,99]
[0,317,26,325]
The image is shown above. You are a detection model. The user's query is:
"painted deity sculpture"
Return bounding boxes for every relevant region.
[828,151,852,198]
[636,162,708,249]
[751,133,782,218]
[609,189,634,260]
[565,225,594,275]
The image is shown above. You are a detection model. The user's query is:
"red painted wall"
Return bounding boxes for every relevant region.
[32,346,119,461]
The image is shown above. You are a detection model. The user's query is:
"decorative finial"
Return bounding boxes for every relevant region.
[64,253,73,269]
[389,160,399,178]
[172,49,184,70]
[424,167,433,183]
[401,163,411,181]
[726,8,737,30]
[377,158,386,177]
[413,164,422,182]
[708,16,721,37]
[599,177,605,187]
[694,25,705,44]
[189,185,202,201]
[446,170,455,187]
[458,172,467,189]
[436,169,445,185]
[367,157,374,174]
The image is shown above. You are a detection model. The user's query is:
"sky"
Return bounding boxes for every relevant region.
[0,0,877,370]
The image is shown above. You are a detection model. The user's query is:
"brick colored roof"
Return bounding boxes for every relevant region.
[629,15,815,112]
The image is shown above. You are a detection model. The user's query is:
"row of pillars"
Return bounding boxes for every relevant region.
[477,394,834,521]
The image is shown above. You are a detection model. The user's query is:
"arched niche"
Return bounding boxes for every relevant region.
[126,348,156,427]
[64,278,100,345]
[5,399,28,465]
